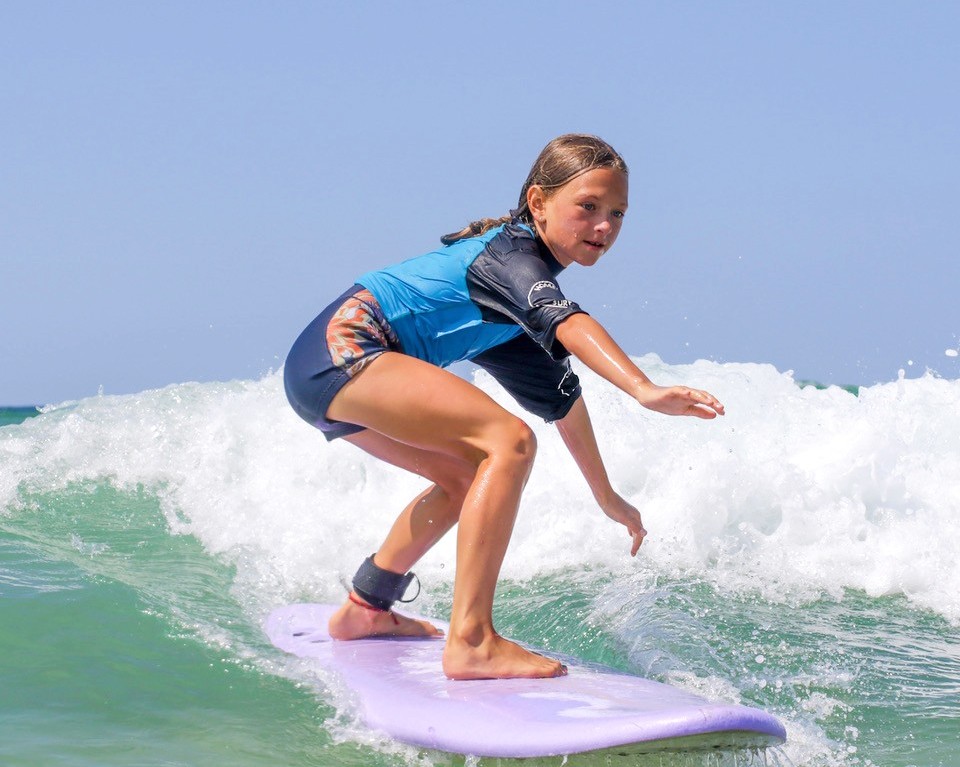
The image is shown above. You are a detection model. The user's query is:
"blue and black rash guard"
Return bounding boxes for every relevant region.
[357,222,585,422]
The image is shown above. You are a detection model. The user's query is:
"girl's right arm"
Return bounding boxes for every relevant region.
[554,313,725,419]
[554,396,647,555]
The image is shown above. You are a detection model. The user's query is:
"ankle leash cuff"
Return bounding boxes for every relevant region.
[351,554,420,611]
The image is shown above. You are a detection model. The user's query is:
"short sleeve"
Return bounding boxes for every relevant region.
[466,226,585,359]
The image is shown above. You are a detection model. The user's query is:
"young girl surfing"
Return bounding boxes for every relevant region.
[284,134,724,681]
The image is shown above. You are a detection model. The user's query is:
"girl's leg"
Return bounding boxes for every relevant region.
[326,351,565,680]
[345,429,475,574]
[328,434,473,640]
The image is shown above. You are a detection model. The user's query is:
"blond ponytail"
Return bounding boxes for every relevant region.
[440,215,514,246]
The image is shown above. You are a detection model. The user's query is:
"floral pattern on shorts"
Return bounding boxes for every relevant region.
[325,289,400,378]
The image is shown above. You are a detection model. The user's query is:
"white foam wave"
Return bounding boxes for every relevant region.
[2,358,958,623]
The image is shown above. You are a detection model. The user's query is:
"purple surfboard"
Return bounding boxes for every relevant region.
[264,603,786,758]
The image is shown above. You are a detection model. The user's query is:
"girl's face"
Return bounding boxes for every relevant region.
[527,167,629,268]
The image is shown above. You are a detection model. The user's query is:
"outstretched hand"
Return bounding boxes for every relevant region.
[637,384,725,419]
[600,494,648,556]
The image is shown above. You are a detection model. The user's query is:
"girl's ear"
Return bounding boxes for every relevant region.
[526,185,547,224]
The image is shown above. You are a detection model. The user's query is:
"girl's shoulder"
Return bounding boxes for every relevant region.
[480,221,540,261]
[477,221,563,279]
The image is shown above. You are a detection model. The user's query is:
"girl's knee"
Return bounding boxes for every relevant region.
[491,415,537,469]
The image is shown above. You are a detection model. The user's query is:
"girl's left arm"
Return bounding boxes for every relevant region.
[555,313,725,419]
[555,396,647,556]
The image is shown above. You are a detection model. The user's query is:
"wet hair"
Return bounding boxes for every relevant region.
[440,134,629,245]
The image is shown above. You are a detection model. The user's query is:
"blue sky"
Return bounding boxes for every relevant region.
[3,1,958,405]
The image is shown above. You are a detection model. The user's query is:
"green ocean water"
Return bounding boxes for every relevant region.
[0,406,39,428]
[3,486,957,766]
[2,368,959,767]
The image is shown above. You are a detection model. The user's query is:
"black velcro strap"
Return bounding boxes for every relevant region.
[351,554,417,611]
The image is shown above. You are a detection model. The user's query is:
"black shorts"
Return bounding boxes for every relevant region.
[283,285,401,441]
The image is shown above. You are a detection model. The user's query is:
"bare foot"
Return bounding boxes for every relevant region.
[442,629,567,680]
[327,594,443,640]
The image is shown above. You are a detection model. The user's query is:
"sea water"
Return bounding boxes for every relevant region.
[2,357,958,767]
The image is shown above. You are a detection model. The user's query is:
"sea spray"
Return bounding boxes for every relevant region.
[3,359,959,766]
[4,361,958,622]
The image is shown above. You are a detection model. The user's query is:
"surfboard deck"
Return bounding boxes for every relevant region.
[264,603,786,758]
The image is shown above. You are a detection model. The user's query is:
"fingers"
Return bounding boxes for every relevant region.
[601,490,647,556]
[629,525,647,557]
[689,404,720,419]
[685,388,724,418]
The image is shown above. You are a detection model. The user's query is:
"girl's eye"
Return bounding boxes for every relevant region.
[612,209,625,219]
[581,202,596,211]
